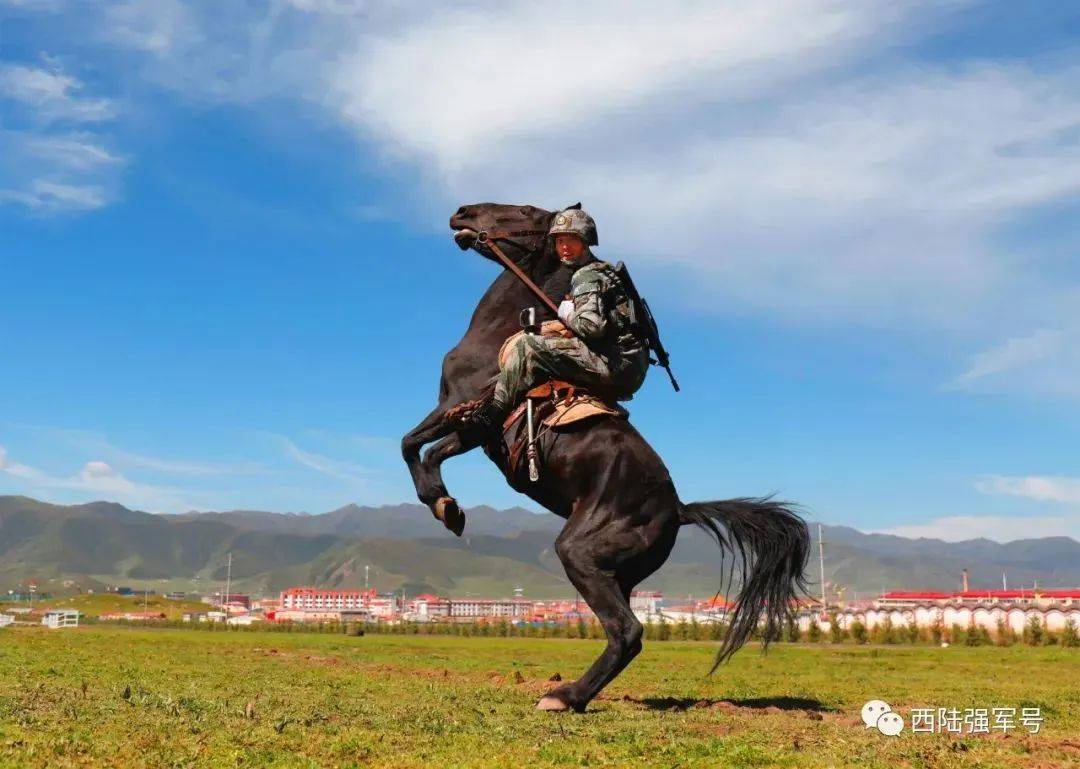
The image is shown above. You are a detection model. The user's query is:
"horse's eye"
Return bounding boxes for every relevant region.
[519,207,531,215]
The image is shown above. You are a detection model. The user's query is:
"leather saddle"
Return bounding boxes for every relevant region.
[502,379,627,476]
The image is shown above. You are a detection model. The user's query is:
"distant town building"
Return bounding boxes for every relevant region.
[100,611,166,621]
[266,586,672,626]
[5,590,51,602]
[226,614,260,626]
[447,598,532,621]
[658,596,730,624]
[279,588,375,612]
[41,610,80,629]
[800,588,1080,634]
[878,589,1080,609]
[531,599,595,623]
[629,591,663,615]
[405,594,450,621]
[206,592,250,608]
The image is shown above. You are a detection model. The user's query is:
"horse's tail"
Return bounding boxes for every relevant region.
[679,497,811,671]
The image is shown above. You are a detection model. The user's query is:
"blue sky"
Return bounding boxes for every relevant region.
[1,1,1078,541]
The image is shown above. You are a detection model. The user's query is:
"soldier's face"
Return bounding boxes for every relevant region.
[555,234,587,265]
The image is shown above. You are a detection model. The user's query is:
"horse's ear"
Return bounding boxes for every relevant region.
[565,202,582,210]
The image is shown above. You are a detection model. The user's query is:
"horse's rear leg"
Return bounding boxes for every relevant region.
[535,520,669,712]
[538,573,640,712]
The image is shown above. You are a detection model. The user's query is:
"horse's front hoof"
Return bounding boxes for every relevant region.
[434,496,465,537]
[536,695,572,712]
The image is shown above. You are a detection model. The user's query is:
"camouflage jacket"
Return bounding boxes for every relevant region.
[563,259,644,359]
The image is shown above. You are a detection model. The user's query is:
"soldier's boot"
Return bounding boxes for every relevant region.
[444,399,503,432]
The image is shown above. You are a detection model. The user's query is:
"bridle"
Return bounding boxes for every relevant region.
[469,227,561,316]
[474,228,548,244]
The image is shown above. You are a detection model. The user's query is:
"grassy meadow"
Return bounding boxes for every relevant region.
[0,625,1078,768]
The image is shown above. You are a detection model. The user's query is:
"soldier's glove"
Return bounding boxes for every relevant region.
[557,299,574,325]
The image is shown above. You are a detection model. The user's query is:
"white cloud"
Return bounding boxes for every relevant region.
[0,63,115,122]
[975,474,1080,505]
[0,0,68,8]
[10,1,1080,336]
[75,460,136,494]
[877,475,1080,541]
[0,445,47,481]
[0,62,122,213]
[0,178,110,211]
[950,328,1080,397]
[270,434,378,487]
[0,444,186,511]
[21,134,121,170]
[360,59,1078,323]
[104,0,1071,329]
[878,513,1080,542]
[282,0,366,13]
[335,1,907,168]
[100,0,202,56]
[31,427,268,476]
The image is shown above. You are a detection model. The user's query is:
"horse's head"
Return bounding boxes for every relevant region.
[451,201,581,314]
[449,202,557,266]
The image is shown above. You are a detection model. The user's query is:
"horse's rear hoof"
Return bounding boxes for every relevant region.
[536,696,572,712]
[434,496,465,537]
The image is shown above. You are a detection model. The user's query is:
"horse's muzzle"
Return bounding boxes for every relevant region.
[453,228,478,250]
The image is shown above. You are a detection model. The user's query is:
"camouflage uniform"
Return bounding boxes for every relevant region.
[491,258,650,415]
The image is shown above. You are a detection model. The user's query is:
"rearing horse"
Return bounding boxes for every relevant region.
[401,202,810,711]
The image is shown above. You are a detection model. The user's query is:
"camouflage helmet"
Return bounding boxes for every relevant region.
[548,206,598,246]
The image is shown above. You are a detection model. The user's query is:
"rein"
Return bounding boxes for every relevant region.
[475,229,561,316]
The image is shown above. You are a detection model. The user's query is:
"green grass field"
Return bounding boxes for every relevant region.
[1,626,1077,768]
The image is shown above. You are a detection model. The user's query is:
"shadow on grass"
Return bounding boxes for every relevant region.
[627,696,838,713]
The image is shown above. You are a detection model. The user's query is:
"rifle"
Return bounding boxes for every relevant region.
[612,262,680,392]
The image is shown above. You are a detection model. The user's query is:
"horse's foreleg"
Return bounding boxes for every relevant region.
[401,405,454,507]
[420,432,480,537]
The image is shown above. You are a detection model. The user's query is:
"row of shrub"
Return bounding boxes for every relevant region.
[90,612,1080,647]
[800,614,1080,647]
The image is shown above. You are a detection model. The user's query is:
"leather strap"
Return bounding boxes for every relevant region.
[482,238,561,316]
[477,229,548,241]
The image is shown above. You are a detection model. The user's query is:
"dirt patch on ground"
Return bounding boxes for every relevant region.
[607,695,835,719]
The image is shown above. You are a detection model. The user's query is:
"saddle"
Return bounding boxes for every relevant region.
[502,379,628,477]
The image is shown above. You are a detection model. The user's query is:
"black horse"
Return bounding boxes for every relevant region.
[401,202,810,712]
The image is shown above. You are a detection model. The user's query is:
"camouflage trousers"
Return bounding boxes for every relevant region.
[491,333,648,415]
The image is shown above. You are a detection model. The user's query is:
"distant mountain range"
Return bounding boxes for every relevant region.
[2,495,1078,599]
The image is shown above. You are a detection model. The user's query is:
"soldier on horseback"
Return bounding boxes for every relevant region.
[450,207,650,431]
[402,200,809,710]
